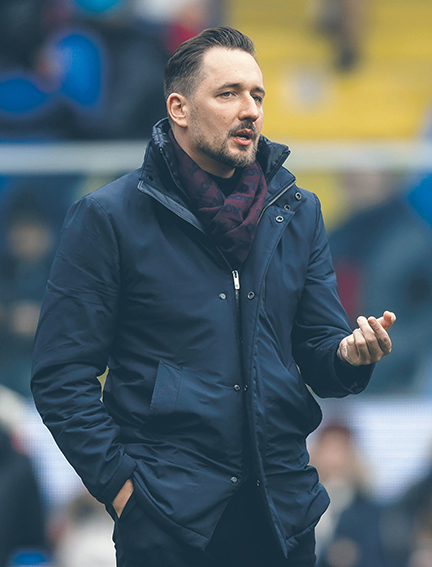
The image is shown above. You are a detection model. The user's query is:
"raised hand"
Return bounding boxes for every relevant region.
[337,311,396,366]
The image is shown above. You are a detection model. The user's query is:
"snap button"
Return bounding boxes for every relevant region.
[295,191,302,201]
[148,175,154,181]
[219,293,227,300]
[230,476,238,484]
[244,384,249,392]
[284,204,291,211]
[275,216,284,223]
[247,291,255,300]
[233,384,241,391]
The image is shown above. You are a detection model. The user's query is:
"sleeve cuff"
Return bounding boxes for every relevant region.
[334,350,375,394]
[97,454,137,505]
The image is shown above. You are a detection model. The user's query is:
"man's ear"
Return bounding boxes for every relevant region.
[167,93,189,128]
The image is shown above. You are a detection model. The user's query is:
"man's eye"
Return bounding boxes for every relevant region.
[220,92,233,98]
[253,95,263,103]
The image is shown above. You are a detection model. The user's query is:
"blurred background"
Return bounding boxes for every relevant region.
[0,0,431,565]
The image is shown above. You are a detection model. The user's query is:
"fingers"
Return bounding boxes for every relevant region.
[366,316,392,355]
[357,316,390,362]
[376,311,396,331]
[338,333,361,366]
[353,323,374,362]
[338,311,396,366]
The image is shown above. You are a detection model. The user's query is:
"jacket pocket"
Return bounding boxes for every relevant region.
[149,360,182,418]
[290,361,322,434]
[117,490,138,522]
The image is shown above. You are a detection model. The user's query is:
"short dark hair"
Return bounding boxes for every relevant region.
[163,27,256,101]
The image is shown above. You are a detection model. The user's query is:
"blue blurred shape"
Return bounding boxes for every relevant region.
[74,0,123,13]
[7,549,51,566]
[407,175,432,229]
[0,76,52,115]
[56,32,103,107]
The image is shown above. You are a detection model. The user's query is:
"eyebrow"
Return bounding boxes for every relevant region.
[217,82,266,97]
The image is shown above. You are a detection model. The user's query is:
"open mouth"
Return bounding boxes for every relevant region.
[232,129,254,145]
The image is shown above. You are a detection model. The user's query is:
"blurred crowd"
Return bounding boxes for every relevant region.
[310,422,432,567]
[0,0,216,141]
[1,0,432,565]
[311,0,368,71]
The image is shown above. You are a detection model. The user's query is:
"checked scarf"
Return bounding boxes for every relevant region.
[169,130,267,269]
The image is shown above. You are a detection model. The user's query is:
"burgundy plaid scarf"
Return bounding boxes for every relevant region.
[169,131,267,269]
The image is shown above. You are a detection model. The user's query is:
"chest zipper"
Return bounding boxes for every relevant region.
[232,269,241,317]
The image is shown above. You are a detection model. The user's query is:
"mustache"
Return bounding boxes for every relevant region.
[229,122,258,139]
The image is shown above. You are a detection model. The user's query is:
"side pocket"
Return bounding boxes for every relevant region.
[149,360,182,418]
[117,491,138,522]
[290,361,323,435]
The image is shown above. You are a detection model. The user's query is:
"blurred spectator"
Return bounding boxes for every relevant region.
[132,0,215,52]
[0,422,49,567]
[0,0,73,140]
[329,182,432,395]
[311,0,368,71]
[0,192,56,397]
[310,423,387,567]
[382,443,432,567]
[0,385,26,435]
[72,0,169,139]
[54,490,115,567]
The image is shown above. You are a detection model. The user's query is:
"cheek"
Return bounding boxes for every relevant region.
[199,113,226,135]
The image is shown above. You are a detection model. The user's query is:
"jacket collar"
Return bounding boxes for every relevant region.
[141,118,293,190]
[138,118,302,241]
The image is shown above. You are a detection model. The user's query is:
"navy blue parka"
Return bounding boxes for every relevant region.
[31,119,373,556]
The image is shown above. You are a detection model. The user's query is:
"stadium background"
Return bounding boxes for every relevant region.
[0,0,431,565]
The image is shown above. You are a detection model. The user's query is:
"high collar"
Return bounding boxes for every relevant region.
[138,118,300,248]
[146,118,291,182]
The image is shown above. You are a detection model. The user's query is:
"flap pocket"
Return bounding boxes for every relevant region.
[149,360,182,417]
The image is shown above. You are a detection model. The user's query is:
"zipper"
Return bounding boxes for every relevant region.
[232,269,241,317]
[231,268,252,483]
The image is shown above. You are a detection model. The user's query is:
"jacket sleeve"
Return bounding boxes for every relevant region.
[31,196,136,505]
[292,194,374,398]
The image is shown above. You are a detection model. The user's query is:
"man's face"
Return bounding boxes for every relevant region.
[181,47,265,178]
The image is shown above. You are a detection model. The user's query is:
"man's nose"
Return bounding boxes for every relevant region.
[238,95,260,122]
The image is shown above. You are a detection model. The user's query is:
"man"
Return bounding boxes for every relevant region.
[31,27,395,567]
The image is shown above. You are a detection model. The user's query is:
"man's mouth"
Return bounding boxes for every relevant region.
[232,129,255,146]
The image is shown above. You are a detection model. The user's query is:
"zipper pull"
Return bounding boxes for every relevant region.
[232,270,240,290]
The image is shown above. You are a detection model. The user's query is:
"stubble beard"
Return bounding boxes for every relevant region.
[192,121,259,170]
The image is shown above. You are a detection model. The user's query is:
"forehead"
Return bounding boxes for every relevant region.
[197,47,264,91]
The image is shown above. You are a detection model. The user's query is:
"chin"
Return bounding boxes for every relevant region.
[231,149,257,168]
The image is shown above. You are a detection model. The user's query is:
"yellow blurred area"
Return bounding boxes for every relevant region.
[294,171,348,229]
[228,0,432,140]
